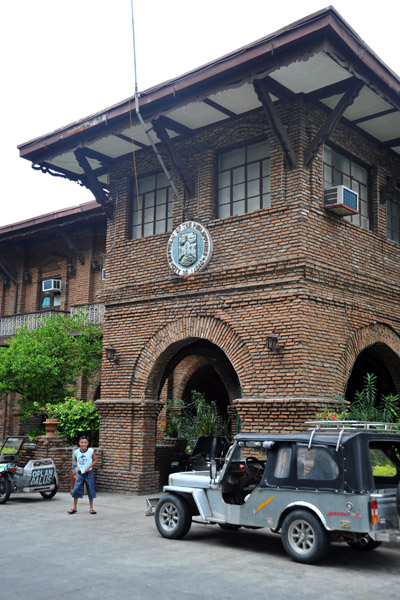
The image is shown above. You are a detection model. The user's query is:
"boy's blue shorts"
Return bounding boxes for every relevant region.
[72,470,96,500]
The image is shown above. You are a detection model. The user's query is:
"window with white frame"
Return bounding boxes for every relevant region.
[386,188,400,243]
[131,172,173,238]
[323,145,369,229]
[217,140,271,219]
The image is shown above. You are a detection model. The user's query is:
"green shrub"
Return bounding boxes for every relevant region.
[32,398,100,445]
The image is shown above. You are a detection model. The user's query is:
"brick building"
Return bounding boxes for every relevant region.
[0,201,106,435]
[3,8,400,492]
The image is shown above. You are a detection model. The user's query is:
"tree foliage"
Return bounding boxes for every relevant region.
[0,312,102,419]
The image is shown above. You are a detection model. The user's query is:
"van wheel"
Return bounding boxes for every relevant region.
[281,510,330,564]
[346,537,382,551]
[155,494,192,539]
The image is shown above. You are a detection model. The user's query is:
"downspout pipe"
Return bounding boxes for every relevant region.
[130,1,185,212]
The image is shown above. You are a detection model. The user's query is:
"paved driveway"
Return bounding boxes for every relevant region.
[1,492,400,600]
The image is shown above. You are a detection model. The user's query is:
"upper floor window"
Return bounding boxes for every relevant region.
[386,188,400,243]
[131,173,173,239]
[323,146,369,229]
[217,140,270,219]
[41,278,61,309]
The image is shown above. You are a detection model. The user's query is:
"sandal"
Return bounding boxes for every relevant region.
[90,509,97,514]
[68,509,77,514]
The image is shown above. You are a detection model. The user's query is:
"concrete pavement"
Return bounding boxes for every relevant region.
[1,491,400,600]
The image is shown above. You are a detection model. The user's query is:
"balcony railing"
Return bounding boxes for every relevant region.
[0,304,104,337]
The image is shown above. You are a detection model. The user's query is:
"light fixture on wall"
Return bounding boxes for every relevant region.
[266,332,283,353]
[91,258,100,271]
[66,262,76,277]
[23,271,32,284]
[3,276,10,288]
[105,345,119,364]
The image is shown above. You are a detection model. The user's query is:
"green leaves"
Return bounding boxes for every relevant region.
[0,312,102,416]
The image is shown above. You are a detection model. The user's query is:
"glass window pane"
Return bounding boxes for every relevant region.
[262,158,270,177]
[143,222,153,237]
[323,164,332,186]
[157,203,166,219]
[323,145,332,164]
[247,140,269,162]
[218,171,230,188]
[262,177,270,194]
[219,147,245,170]
[53,294,61,307]
[143,192,155,208]
[233,183,245,201]
[232,200,245,215]
[351,180,359,195]
[248,179,260,197]
[155,220,165,234]
[156,172,168,188]
[248,196,260,212]
[262,193,271,208]
[157,188,167,204]
[219,187,230,204]
[138,175,155,193]
[333,170,342,186]
[218,203,231,219]
[233,166,245,184]
[343,175,351,188]
[144,206,154,222]
[333,150,350,175]
[351,162,367,185]
[247,162,259,180]
[132,225,141,238]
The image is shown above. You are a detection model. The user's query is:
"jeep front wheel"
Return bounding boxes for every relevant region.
[281,510,330,564]
[155,494,192,539]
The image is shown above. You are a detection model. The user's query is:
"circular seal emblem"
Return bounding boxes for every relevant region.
[167,221,213,277]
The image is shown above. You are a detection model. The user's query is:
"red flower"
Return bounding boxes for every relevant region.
[331,414,337,420]
[322,413,327,418]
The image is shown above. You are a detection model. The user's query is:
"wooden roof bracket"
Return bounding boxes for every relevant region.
[151,118,196,199]
[74,148,114,220]
[380,165,400,204]
[253,78,298,170]
[57,229,86,265]
[303,78,363,168]
[0,254,18,285]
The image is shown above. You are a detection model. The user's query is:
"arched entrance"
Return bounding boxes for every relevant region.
[159,339,240,421]
[345,343,398,402]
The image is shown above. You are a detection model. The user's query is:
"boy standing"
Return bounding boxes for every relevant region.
[68,435,97,514]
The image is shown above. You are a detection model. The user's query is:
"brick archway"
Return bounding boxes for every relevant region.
[339,322,400,395]
[129,315,255,399]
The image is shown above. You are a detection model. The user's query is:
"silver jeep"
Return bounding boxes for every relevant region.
[153,422,400,563]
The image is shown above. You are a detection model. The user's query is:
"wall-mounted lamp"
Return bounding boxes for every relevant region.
[66,262,76,277]
[105,345,119,364]
[23,271,32,284]
[91,258,100,271]
[266,332,283,353]
[3,276,10,288]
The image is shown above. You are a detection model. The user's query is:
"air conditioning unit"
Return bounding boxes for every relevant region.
[42,279,62,293]
[323,185,359,216]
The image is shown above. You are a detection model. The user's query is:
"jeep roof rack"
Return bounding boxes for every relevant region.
[305,421,400,451]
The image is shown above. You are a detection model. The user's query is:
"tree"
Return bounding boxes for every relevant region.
[0,312,102,419]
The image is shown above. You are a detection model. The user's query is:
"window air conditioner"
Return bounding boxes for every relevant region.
[323,185,359,216]
[42,279,62,293]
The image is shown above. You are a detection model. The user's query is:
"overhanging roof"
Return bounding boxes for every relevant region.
[18,7,400,202]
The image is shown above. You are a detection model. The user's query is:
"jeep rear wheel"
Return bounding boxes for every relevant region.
[155,494,192,539]
[281,510,330,564]
[0,476,11,504]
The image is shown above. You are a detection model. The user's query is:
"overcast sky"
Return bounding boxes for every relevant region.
[1,0,399,227]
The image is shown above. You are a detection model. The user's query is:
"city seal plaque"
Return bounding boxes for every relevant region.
[167,221,213,277]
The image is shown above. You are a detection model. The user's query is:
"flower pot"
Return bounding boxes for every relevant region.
[43,418,59,436]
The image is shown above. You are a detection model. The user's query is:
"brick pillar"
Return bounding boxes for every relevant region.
[95,399,163,494]
[234,396,348,434]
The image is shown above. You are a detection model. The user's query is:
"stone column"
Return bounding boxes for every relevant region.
[95,399,162,494]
